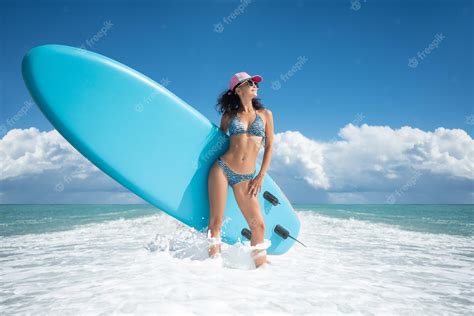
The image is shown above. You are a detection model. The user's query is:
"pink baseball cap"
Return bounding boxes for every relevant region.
[229,72,263,93]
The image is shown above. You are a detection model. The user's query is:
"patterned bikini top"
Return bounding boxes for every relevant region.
[228,110,266,146]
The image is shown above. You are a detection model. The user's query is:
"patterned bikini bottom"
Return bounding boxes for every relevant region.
[217,156,256,186]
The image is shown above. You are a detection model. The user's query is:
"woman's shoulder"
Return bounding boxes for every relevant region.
[257,108,272,119]
[221,112,235,128]
[222,111,234,121]
[257,108,271,114]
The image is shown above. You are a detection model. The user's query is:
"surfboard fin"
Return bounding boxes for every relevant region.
[274,224,306,247]
[241,228,252,240]
[241,225,306,247]
[263,191,280,206]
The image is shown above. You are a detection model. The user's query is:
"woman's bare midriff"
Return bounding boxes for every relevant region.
[220,135,263,174]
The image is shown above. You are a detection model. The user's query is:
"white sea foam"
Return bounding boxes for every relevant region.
[1,211,473,315]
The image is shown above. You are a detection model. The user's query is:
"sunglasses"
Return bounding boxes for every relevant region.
[237,80,259,89]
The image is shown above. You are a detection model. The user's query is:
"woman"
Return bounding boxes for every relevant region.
[207,72,274,268]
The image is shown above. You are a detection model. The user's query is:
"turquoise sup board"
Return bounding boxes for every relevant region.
[22,44,301,255]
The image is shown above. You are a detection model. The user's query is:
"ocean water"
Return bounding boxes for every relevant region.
[0,204,472,315]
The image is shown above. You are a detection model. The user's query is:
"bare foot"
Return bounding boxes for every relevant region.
[207,229,222,258]
[208,243,221,257]
[252,249,267,268]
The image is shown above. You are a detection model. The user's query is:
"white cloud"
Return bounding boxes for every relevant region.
[0,128,143,204]
[0,127,96,180]
[264,123,473,203]
[326,124,473,188]
[268,124,473,188]
[1,124,473,204]
[270,131,330,189]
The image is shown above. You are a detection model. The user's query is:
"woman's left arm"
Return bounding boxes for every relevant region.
[249,109,274,196]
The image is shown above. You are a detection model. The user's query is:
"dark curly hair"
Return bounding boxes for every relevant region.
[215,85,265,118]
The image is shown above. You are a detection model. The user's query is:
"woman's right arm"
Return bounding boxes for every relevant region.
[220,113,229,134]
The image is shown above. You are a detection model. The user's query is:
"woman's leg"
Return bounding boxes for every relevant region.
[207,158,229,257]
[231,179,267,268]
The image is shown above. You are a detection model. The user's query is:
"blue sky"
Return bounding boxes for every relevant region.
[1,0,473,204]
[2,0,472,139]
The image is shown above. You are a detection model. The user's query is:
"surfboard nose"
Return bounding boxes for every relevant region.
[22,44,61,75]
[22,45,66,104]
